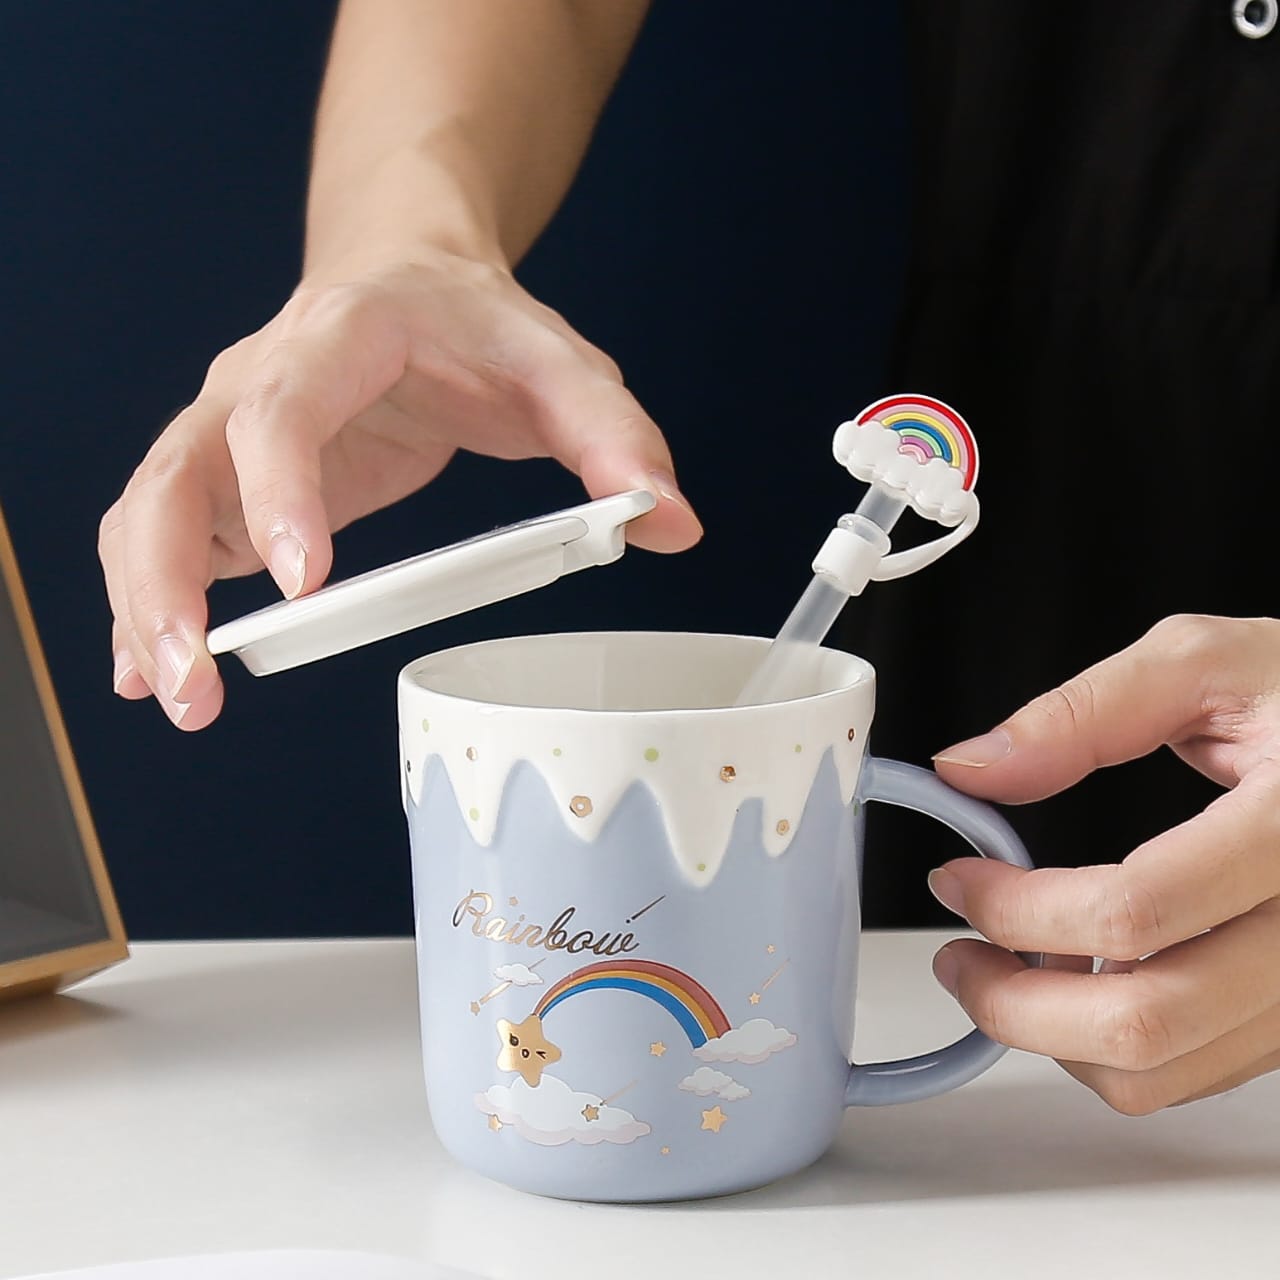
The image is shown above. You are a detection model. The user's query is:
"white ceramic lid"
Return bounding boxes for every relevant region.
[206,490,656,676]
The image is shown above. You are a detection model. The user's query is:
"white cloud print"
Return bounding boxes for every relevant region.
[493,962,543,987]
[678,1066,750,1101]
[475,1074,650,1147]
[694,1018,797,1066]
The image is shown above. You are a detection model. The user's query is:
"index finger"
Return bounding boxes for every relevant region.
[934,763,1280,959]
[933,616,1233,805]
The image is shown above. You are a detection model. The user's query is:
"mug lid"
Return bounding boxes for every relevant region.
[205,489,656,676]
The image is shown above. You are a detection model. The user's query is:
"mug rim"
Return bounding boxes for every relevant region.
[398,630,873,720]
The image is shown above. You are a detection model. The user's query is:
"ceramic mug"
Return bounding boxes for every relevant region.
[400,631,1031,1202]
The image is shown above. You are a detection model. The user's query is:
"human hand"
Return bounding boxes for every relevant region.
[930,614,1280,1113]
[99,250,701,729]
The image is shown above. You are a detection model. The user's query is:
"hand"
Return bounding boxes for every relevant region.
[930,614,1280,1114]
[99,250,701,729]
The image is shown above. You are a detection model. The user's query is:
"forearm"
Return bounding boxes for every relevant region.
[305,0,649,276]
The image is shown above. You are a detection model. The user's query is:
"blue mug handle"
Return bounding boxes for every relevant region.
[845,756,1037,1108]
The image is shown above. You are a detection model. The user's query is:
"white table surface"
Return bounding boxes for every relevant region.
[2,933,1277,1280]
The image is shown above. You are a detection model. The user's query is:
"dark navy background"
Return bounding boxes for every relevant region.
[0,2,918,938]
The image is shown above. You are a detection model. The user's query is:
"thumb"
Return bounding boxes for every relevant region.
[931,618,1215,803]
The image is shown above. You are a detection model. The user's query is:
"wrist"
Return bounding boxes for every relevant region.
[304,139,511,281]
[300,237,509,294]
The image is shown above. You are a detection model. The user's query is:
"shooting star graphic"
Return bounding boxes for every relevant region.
[469,958,546,1014]
[626,895,666,925]
[580,1080,638,1125]
[747,957,789,1008]
[602,1079,638,1106]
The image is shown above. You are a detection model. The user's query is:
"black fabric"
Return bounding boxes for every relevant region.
[850,2,1279,926]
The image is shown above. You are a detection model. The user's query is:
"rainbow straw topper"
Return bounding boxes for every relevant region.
[843,394,979,509]
[733,393,981,706]
[817,393,981,593]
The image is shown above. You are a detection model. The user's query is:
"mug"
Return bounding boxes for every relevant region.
[399,631,1031,1202]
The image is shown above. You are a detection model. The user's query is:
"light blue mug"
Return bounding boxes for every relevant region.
[400,631,1031,1202]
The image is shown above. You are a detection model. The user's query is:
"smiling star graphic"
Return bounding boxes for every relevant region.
[495,1014,562,1087]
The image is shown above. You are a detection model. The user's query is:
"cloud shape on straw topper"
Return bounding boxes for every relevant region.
[494,962,544,987]
[693,1018,797,1066]
[475,1074,650,1147]
[678,1066,751,1101]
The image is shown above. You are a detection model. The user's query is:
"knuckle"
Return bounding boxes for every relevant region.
[129,443,192,492]
[228,372,287,432]
[1097,871,1163,961]
[237,469,295,520]
[967,979,1017,1049]
[226,370,319,444]
[1027,677,1098,737]
[121,575,171,637]
[982,867,1073,948]
[1095,992,1175,1072]
[97,503,123,558]
[1245,616,1280,650]
[494,325,581,399]
[1094,1072,1167,1117]
[578,338,624,383]
[201,337,253,391]
[1145,613,1224,666]
[524,318,582,367]
[989,888,1030,949]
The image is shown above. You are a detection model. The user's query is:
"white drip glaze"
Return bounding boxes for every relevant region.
[398,633,875,884]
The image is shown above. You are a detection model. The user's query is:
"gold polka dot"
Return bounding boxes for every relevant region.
[644,747,660,763]
[421,718,430,733]
[720,765,737,783]
[466,746,478,761]
[794,744,802,753]
[570,795,594,818]
[776,819,790,835]
[847,728,856,742]
[696,861,707,872]
[468,807,480,821]
[552,747,562,757]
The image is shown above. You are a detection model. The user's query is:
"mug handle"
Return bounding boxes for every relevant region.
[844,756,1037,1108]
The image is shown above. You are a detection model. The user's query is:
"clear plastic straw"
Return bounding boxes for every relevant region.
[735,489,908,706]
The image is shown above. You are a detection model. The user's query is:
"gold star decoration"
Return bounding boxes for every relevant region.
[701,1106,728,1134]
[488,1115,503,1132]
[766,944,776,954]
[581,1103,600,1122]
[649,1041,667,1058]
[469,1001,482,1015]
[496,1014,562,1087]
[749,992,761,1006]
[660,1146,671,1156]
[508,896,519,906]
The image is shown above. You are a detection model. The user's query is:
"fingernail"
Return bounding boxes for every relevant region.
[155,634,195,703]
[268,532,307,600]
[933,945,960,996]
[928,868,967,918]
[647,469,699,521]
[933,727,1012,768]
[112,649,136,694]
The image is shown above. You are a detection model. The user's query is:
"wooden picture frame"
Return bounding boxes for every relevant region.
[0,503,127,1001]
